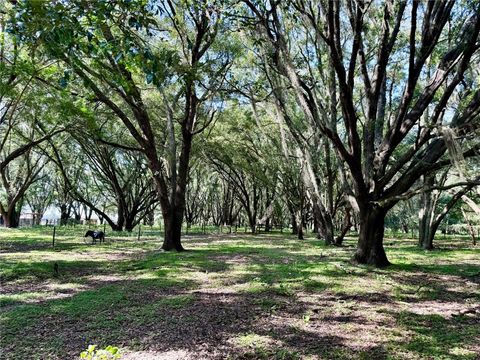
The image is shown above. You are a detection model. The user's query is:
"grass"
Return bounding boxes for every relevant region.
[0,227,479,359]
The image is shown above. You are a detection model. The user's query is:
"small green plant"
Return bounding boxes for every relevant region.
[80,345,121,360]
[302,313,311,324]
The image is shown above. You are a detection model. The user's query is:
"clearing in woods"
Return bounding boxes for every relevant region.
[0,227,479,359]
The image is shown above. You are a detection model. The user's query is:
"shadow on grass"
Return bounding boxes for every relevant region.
[385,310,480,360]
[0,280,251,358]
[1,232,479,359]
[1,275,392,360]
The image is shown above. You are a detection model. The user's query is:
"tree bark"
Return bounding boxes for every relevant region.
[162,208,185,251]
[2,208,19,228]
[418,174,436,250]
[335,207,351,246]
[290,211,298,235]
[354,205,390,267]
[125,218,135,232]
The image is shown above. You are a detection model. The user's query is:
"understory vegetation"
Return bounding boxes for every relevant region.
[1,228,479,359]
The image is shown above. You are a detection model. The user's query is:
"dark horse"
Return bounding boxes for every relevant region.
[84,230,105,244]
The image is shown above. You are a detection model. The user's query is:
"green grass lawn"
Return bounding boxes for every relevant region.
[0,227,479,359]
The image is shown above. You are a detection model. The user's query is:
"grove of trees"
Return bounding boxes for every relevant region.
[1,0,479,267]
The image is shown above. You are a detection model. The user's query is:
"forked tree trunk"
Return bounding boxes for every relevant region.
[162,208,185,251]
[354,205,390,267]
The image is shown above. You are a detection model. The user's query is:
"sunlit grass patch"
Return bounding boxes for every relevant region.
[158,294,195,309]
[231,332,301,359]
[303,279,329,292]
[448,347,478,358]
[234,332,274,348]
[0,291,49,306]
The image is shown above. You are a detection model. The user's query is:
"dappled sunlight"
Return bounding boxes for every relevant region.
[1,229,479,359]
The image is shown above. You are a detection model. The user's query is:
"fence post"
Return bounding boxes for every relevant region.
[137,225,141,241]
[52,226,56,247]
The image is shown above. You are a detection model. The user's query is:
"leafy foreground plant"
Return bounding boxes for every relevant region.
[80,345,121,360]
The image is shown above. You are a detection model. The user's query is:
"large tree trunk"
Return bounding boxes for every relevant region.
[354,205,390,267]
[418,174,436,250]
[162,208,185,251]
[125,218,135,232]
[419,215,435,250]
[2,208,20,228]
[420,221,436,250]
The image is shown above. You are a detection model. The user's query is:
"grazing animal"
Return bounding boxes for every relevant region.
[84,230,105,244]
